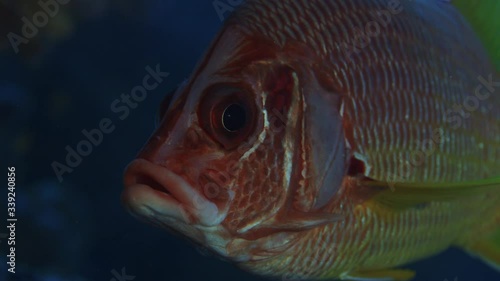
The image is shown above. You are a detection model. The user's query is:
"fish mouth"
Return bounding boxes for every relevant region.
[122,159,224,226]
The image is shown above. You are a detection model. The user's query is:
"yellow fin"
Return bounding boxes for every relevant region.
[465,227,500,271]
[341,268,415,281]
[362,176,500,210]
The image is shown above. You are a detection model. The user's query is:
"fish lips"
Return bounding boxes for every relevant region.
[122,159,225,227]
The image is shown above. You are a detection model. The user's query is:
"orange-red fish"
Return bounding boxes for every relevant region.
[122,0,500,280]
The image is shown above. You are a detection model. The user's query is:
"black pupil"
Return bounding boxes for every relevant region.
[222,104,246,132]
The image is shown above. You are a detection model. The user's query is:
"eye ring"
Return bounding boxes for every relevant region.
[199,84,257,150]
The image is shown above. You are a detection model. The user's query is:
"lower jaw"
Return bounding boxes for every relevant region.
[122,182,191,224]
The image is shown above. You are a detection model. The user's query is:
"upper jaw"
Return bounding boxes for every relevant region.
[122,158,227,227]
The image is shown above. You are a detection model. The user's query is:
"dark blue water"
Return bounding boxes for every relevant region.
[0,1,498,281]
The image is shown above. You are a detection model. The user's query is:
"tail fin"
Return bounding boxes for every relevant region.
[453,0,500,71]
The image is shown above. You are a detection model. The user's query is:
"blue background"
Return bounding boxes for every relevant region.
[0,0,498,281]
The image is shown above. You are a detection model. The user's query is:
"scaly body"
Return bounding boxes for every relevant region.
[232,1,500,278]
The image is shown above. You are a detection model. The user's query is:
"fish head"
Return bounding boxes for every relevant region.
[123,25,347,262]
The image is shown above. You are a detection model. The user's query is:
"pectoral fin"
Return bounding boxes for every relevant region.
[361,176,500,210]
[341,268,415,281]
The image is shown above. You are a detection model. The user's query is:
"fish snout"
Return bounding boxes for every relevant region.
[122,158,225,227]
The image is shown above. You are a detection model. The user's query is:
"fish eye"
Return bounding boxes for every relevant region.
[199,84,257,150]
[221,103,247,132]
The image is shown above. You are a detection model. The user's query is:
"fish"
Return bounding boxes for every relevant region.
[122,0,500,280]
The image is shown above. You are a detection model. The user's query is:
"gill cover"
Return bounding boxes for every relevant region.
[303,69,347,209]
